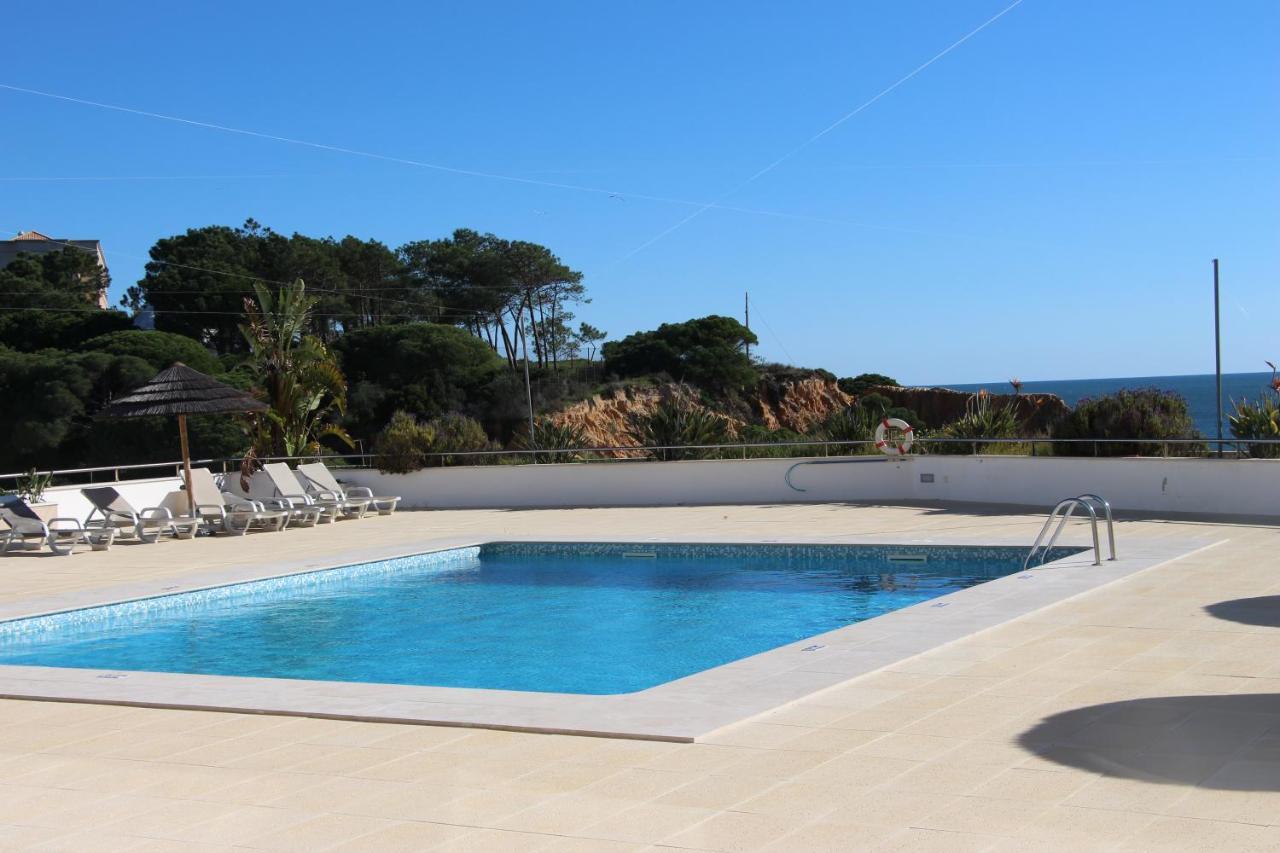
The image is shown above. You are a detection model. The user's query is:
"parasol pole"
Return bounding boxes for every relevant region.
[177,413,195,517]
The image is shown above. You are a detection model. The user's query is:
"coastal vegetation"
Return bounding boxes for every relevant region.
[1230,380,1280,459]
[1051,388,1202,456]
[0,218,1253,476]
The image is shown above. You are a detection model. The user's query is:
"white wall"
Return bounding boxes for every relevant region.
[41,476,184,524]
[33,456,1279,522]
[338,455,1279,518]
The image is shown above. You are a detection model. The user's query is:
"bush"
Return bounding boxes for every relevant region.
[736,424,814,458]
[510,416,591,463]
[1229,392,1280,458]
[79,329,222,374]
[336,323,504,441]
[930,392,1022,454]
[0,309,134,352]
[628,398,731,460]
[424,413,491,466]
[372,411,434,473]
[817,406,879,454]
[1051,388,1202,456]
[838,373,899,397]
[0,347,249,471]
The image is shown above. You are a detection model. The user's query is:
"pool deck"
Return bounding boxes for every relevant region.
[0,503,1277,850]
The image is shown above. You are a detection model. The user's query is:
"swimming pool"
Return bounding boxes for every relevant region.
[0,542,1080,694]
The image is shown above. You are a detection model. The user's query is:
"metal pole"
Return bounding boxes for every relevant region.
[519,309,536,455]
[1213,258,1223,458]
[744,291,750,359]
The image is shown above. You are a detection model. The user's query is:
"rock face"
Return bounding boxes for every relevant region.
[866,385,1069,432]
[550,376,854,453]
[751,376,853,433]
[551,385,674,451]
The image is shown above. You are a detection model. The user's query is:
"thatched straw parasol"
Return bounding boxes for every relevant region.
[97,363,267,516]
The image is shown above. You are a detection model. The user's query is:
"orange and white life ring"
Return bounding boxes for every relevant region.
[874,418,914,456]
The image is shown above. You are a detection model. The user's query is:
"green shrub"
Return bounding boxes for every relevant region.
[1051,388,1201,456]
[424,413,491,466]
[510,416,592,463]
[628,398,731,460]
[837,373,899,397]
[79,330,222,374]
[852,392,921,427]
[603,315,757,395]
[1229,392,1280,458]
[736,424,814,458]
[372,411,434,473]
[930,392,1021,454]
[816,406,879,455]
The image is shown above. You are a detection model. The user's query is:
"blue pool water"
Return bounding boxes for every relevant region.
[0,543,1079,694]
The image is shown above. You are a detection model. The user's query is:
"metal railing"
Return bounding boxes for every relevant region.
[1023,494,1118,570]
[4,436,1279,488]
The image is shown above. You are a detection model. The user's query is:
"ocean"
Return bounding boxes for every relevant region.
[947,372,1276,438]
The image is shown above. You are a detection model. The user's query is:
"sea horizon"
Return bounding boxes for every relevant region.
[939,371,1275,438]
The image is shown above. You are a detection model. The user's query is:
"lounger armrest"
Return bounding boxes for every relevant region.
[140,507,173,520]
[48,517,86,532]
[312,489,343,501]
[194,503,226,518]
[345,486,374,499]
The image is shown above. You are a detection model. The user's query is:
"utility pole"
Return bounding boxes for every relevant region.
[1213,259,1223,458]
[744,291,751,359]
[518,308,536,459]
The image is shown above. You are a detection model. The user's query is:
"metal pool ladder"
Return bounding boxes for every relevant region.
[1023,494,1117,570]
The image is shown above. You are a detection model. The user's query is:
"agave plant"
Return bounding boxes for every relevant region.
[817,406,879,455]
[934,391,1021,454]
[511,416,591,463]
[628,397,731,461]
[1229,364,1280,459]
[240,279,354,459]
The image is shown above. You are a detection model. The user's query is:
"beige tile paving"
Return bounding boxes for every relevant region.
[0,503,1274,850]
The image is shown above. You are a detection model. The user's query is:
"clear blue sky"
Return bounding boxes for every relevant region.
[3,1,1276,384]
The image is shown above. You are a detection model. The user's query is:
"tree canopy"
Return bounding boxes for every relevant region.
[603,315,758,394]
[123,220,428,353]
[335,322,506,440]
[79,329,223,374]
[0,248,130,351]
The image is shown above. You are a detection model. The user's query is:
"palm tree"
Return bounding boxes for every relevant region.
[240,279,354,458]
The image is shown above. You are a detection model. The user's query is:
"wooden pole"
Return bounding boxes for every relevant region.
[177,413,194,517]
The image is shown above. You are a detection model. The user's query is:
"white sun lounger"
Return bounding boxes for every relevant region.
[257,463,338,525]
[1,495,115,556]
[186,468,289,535]
[297,462,395,516]
[81,486,200,542]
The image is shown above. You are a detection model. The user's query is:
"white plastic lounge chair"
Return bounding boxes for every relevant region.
[81,486,200,543]
[0,495,115,556]
[185,469,289,535]
[253,463,335,525]
[297,462,394,516]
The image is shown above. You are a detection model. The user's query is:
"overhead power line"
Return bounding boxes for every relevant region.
[617,0,1027,260]
[0,84,1022,246]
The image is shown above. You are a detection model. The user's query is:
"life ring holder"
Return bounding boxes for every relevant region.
[874,418,914,456]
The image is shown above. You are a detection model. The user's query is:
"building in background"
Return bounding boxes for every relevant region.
[0,229,110,309]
